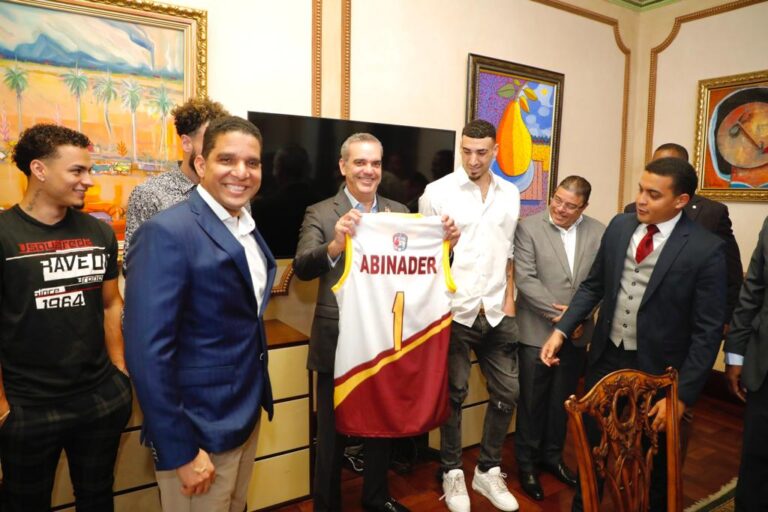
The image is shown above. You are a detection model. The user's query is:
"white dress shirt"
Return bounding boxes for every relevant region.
[549,214,583,274]
[197,185,268,313]
[328,187,380,268]
[629,211,682,260]
[419,167,520,328]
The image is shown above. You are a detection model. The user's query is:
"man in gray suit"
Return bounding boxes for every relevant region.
[513,176,605,500]
[724,215,768,512]
[294,133,458,512]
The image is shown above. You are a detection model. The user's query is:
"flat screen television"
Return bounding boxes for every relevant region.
[247,111,456,259]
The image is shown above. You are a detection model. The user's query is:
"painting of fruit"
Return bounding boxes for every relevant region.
[466,54,564,217]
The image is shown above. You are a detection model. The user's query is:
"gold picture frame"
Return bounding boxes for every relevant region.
[693,69,768,202]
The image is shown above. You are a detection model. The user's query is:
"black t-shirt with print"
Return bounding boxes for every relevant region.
[0,205,118,405]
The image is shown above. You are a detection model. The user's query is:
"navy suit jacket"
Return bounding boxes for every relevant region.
[558,212,727,405]
[625,195,742,317]
[124,189,275,470]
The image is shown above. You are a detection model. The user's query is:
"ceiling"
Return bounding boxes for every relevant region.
[607,0,682,10]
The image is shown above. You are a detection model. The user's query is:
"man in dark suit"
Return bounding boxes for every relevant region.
[724,215,768,512]
[124,116,275,511]
[541,157,727,511]
[294,133,459,512]
[624,143,742,319]
[293,133,412,512]
[513,176,605,500]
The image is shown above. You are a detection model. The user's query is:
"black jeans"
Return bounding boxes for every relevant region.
[440,315,519,472]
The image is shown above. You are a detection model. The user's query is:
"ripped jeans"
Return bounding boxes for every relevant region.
[440,314,520,472]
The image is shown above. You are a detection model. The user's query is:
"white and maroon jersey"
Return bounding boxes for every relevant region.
[332,213,455,437]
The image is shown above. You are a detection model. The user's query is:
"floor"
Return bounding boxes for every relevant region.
[274,394,744,512]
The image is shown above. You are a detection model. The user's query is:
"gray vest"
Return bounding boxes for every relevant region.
[609,241,662,350]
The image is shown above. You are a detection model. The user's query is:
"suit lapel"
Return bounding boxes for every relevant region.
[641,215,691,308]
[542,216,572,281]
[251,227,277,310]
[333,188,353,219]
[189,190,256,300]
[377,195,395,213]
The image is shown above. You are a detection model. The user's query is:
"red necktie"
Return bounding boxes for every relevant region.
[635,224,659,263]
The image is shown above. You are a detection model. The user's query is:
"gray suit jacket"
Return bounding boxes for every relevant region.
[293,189,409,373]
[515,211,605,348]
[724,216,768,391]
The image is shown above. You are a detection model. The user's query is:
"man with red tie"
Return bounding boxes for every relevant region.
[541,157,727,511]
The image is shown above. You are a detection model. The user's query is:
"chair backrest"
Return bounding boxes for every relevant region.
[564,367,682,512]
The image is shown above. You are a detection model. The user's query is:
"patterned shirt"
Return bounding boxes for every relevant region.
[123,164,195,272]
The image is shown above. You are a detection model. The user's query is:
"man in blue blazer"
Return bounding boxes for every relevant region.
[541,157,727,511]
[124,116,275,511]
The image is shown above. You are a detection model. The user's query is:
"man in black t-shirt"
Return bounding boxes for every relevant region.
[0,124,132,511]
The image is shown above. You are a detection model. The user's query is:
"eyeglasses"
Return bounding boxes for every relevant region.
[551,194,584,212]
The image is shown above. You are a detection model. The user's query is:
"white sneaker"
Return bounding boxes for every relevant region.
[471,466,519,511]
[440,469,471,512]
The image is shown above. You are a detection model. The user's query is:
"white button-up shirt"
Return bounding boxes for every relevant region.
[419,167,520,328]
[197,185,268,312]
[549,214,584,274]
[629,211,681,260]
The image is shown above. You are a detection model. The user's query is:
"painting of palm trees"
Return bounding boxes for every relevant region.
[93,71,119,145]
[0,0,204,248]
[3,63,28,134]
[150,84,173,163]
[121,79,142,162]
[61,65,88,132]
[0,0,203,223]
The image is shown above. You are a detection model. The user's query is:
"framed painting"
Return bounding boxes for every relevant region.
[0,0,206,245]
[466,54,564,217]
[694,69,768,201]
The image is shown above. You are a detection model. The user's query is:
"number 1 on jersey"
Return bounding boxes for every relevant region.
[392,291,404,351]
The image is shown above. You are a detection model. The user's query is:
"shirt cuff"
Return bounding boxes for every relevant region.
[327,253,341,268]
[725,352,744,366]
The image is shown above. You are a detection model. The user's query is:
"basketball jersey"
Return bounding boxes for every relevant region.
[332,213,456,437]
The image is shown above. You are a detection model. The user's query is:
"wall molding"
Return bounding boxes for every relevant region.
[312,0,322,117]
[644,0,767,162]
[532,0,631,212]
[340,0,351,119]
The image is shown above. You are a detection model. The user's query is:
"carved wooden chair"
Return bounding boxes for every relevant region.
[564,367,682,512]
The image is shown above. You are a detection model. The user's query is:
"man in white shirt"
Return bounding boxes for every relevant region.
[513,176,605,501]
[124,116,276,512]
[419,119,521,512]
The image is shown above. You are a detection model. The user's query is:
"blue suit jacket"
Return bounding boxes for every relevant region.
[557,212,726,406]
[124,189,275,470]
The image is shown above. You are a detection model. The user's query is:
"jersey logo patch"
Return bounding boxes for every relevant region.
[392,233,408,252]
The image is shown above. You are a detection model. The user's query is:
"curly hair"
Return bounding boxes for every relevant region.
[12,124,91,176]
[172,97,230,137]
[462,119,496,140]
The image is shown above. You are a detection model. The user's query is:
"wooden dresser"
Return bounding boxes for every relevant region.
[48,319,312,512]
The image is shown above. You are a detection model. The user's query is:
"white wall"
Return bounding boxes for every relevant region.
[348,0,630,225]
[170,0,313,118]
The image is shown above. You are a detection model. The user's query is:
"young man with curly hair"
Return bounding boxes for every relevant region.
[0,124,132,511]
[123,97,229,271]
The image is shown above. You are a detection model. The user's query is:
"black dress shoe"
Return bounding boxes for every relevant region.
[519,470,544,500]
[363,497,411,512]
[543,461,577,487]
